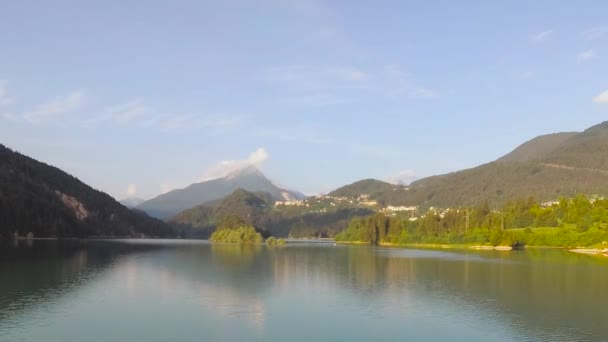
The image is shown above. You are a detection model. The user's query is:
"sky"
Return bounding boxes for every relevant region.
[1,0,607,199]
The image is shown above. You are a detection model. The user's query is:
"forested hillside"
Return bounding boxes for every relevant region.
[0,144,174,238]
[169,188,373,238]
[328,121,608,208]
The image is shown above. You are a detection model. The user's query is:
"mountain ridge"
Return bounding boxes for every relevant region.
[326,121,608,208]
[137,166,302,218]
[0,144,174,238]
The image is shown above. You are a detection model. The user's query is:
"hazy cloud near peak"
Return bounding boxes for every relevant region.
[593,90,608,104]
[127,184,137,196]
[160,183,174,195]
[200,147,269,181]
[387,170,417,185]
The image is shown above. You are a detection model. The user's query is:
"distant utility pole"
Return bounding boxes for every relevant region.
[465,209,470,231]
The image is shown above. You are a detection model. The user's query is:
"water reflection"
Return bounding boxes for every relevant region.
[1,241,607,342]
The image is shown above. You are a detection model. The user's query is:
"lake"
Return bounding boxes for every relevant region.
[1,239,607,342]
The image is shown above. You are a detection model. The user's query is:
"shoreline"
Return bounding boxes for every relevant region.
[336,241,515,250]
[570,248,608,257]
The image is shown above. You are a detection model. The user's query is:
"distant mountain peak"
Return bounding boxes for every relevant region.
[225,165,265,180]
[137,164,303,218]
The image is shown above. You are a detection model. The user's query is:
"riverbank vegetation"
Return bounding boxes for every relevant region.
[266,236,286,245]
[210,223,263,244]
[209,216,288,245]
[335,195,608,248]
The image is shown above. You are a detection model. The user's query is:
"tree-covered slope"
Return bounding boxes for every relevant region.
[497,132,578,163]
[541,121,608,170]
[406,161,608,207]
[329,179,405,198]
[0,144,174,238]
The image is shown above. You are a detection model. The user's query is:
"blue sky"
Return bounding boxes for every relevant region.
[1,0,607,199]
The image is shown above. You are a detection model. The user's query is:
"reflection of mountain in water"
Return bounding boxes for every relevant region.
[2,241,608,341]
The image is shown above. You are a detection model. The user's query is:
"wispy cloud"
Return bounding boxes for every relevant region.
[593,90,608,104]
[157,113,244,134]
[265,65,367,89]
[351,143,408,159]
[531,29,554,41]
[582,26,608,40]
[578,49,596,62]
[104,101,148,125]
[251,125,332,145]
[0,80,14,106]
[200,147,269,181]
[23,90,86,124]
[0,82,244,136]
[387,170,417,185]
[1,112,16,120]
[517,71,534,80]
[384,64,438,99]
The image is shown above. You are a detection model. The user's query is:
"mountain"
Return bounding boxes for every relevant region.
[137,166,302,218]
[329,179,404,198]
[119,197,145,208]
[169,189,273,237]
[0,144,174,238]
[497,132,578,163]
[169,189,374,238]
[328,121,608,208]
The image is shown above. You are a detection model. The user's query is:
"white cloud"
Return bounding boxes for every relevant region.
[0,80,14,106]
[387,170,417,185]
[582,26,608,40]
[265,65,367,88]
[593,90,608,104]
[578,49,596,62]
[24,90,86,123]
[384,64,438,99]
[127,184,137,196]
[532,29,554,41]
[201,147,269,181]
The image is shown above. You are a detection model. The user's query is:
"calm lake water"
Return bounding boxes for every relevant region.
[1,239,607,342]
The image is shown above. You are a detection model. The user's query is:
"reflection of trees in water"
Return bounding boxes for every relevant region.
[226,244,608,340]
[310,246,608,339]
[210,244,264,269]
[0,240,164,322]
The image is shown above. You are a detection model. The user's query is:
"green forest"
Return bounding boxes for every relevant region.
[210,224,264,244]
[335,195,608,248]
